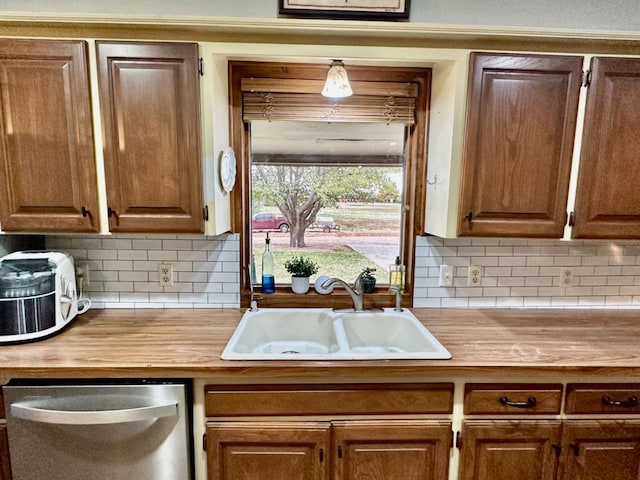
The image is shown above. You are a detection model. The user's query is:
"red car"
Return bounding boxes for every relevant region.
[252,213,289,232]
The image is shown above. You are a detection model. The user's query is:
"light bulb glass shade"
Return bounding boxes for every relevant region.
[322,60,353,98]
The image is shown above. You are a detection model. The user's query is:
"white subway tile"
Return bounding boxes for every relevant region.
[163,239,193,250]
[457,246,485,257]
[526,256,555,266]
[468,297,497,307]
[102,239,132,250]
[118,250,147,260]
[499,256,526,267]
[104,281,133,292]
[132,239,162,250]
[148,250,178,261]
[103,260,133,271]
[120,292,150,303]
[442,297,469,307]
[88,249,118,260]
[497,297,523,307]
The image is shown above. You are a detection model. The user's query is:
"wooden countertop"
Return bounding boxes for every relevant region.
[0,308,639,382]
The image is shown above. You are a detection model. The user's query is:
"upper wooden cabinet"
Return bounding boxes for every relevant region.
[96,41,204,233]
[572,57,640,238]
[0,39,99,232]
[457,52,583,237]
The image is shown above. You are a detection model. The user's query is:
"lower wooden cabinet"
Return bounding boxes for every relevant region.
[459,420,562,480]
[207,422,329,480]
[460,383,640,480]
[207,420,451,480]
[204,383,454,480]
[560,420,640,480]
[333,420,451,480]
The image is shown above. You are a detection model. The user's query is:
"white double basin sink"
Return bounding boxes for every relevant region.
[221,308,451,360]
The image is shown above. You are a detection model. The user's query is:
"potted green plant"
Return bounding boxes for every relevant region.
[284,256,319,294]
[360,267,377,293]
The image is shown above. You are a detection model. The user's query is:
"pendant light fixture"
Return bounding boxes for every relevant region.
[322,60,353,98]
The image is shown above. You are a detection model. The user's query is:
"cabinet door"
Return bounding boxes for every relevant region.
[458,52,583,237]
[561,420,640,480]
[333,420,451,480]
[207,422,330,480]
[572,57,640,238]
[459,420,561,480]
[0,39,99,232]
[96,41,203,233]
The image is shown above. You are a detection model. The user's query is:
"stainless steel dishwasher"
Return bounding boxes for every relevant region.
[3,379,193,480]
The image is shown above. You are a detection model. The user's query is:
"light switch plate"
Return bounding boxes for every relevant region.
[439,264,454,287]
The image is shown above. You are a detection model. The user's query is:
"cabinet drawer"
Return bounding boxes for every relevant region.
[566,383,640,414]
[464,383,562,415]
[205,383,454,417]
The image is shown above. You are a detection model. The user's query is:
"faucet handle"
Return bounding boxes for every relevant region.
[389,285,403,312]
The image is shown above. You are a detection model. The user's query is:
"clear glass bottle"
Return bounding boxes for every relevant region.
[261,233,275,294]
[389,255,405,293]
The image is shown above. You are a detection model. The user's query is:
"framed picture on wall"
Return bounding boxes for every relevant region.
[279,0,410,20]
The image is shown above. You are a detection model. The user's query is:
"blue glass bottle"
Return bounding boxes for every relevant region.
[261,233,275,294]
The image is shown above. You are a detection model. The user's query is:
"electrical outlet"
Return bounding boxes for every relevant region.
[159,264,174,286]
[439,264,454,287]
[468,265,482,287]
[75,262,90,286]
[560,267,575,287]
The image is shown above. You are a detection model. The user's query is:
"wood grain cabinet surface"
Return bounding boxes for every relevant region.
[0,39,99,232]
[459,420,562,480]
[460,383,640,480]
[572,57,640,238]
[560,420,640,480]
[458,52,583,238]
[464,383,563,415]
[96,41,204,233]
[205,384,452,480]
[207,422,330,480]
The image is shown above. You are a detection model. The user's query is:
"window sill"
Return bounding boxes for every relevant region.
[242,286,410,310]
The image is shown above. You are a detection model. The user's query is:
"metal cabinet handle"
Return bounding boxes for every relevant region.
[11,401,177,425]
[499,395,537,408]
[602,395,638,408]
[81,207,90,217]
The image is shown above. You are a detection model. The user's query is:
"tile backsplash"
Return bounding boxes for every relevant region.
[45,234,240,309]
[42,234,640,309]
[414,236,640,308]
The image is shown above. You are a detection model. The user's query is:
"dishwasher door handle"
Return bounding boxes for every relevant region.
[10,401,178,425]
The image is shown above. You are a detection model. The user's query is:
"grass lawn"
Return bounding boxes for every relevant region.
[252,250,383,286]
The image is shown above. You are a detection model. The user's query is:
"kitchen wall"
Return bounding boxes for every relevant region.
[44,234,640,309]
[414,236,640,308]
[45,234,240,309]
[2,0,638,32]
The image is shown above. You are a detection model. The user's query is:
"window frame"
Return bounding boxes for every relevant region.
[229,61,431,309]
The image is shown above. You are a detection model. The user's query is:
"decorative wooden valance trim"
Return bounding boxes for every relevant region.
[241,78,419,97]
[242,92,416,124]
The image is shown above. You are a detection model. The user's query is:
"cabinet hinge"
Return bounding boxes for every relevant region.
[202,433,207,451]
[199,57,204,76]
[582,70,591,87]
[203,205,209,221]
[455,431,462,449]
[567,211,575,227]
